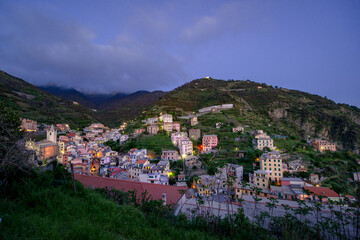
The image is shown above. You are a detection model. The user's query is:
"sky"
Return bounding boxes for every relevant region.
[0,0,359,106]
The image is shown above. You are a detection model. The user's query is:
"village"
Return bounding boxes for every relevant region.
[21,104,359,215]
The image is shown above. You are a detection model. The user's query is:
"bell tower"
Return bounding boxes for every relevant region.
[47,125,57,143]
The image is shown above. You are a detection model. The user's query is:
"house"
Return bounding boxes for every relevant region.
[163,122,173,132]
[190,117,198,126]
[202,135,218,153]
[75,174,187,205]
[139,172,169,185]
[305,186,342,203]
[147,125,159,135]
[189,129,201,140]
[312,139,336,152]
[259,151,283,182]
[145,117,158,125]
[161,149,180,161]
[232,126,244,133]
[160,114,173,123]
[280,178,305,187]
[179,138,193,157]
[310,173,320,184]
[353,172,360,182]
[270,185,296,200]
[253,132,275,151]
[56,123,70,132]
[20,118,38,132]
[249,170,270,188]
[177,174,186,182]
[134,128,145,134]
[220,164,243,182]
[130,159,150,180]
[171,132,187,146]
[287,160,307,173]
[215,122,223,129]
[172,122,180,132]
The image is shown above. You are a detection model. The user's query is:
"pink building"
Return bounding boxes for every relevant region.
[163,122,173,132]
[147,125,159,134]
[172,122,180,132]
[161,149,179,161]
[312,140,336,152]
[202,135,218,152]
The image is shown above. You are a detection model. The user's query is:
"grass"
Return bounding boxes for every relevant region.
[0,167,220,240]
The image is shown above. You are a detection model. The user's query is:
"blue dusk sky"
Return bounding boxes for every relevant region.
[0,0,359,106]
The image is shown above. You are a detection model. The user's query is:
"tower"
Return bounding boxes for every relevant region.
[47,125,57,143]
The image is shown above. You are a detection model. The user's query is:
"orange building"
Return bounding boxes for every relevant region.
[312,140,336,152]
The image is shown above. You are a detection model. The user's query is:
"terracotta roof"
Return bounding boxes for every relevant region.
[135,159,147,165]
[75,174,187,205]
[304,186,340,198]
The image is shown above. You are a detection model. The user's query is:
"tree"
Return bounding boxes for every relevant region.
[0,103,35,183]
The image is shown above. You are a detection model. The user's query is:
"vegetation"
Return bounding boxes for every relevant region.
[0,70,100,129]
[105,131,176,156]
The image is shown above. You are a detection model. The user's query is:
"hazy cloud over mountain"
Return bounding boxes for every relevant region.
[0,0,359,106]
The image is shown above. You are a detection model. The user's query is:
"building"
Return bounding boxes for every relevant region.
[163,122,173,132]
[47,125,57,143]
[259,151,283,182]
[232,126,244,133]
[172,122,180,132]
[139,172,169,185]
[26,125,59,160]
[171,132,187,145]
[189,129,201,140]
[20,118,38,132]
[179,138,193,157]
[75,174,187,205]
[312,139,336,152]
[249,170,270,188]
[56,124,70,132]
[305,186,342,203]
[280,178,305,187]
[190,117,198,126]
[309,173,320,184]
[223,164,243,182]
[145,117,158,125]
[202,135,218,153]
[353,172,360,182]
[161,149,180,161]
[160,114,173,123]
[253,132,275,151]
[147,125,159,135]
[134,128,145,134]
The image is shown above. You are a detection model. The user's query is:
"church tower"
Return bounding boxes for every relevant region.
[47,125,57,143]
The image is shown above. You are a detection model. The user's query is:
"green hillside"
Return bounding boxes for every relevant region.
[150,78,360,151]
[0,71,99,129]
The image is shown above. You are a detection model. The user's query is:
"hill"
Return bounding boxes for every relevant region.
[98,90,166,127]
[39,85,129,109]
[39,85,166,127]
[148,78,360,151]
[0,71,99,129]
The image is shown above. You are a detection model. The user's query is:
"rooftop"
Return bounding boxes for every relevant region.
[75,174,187,205]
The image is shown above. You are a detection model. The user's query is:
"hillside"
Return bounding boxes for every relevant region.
[149,78,360,151]
[39,85,166,127]
[98,90,166,127]
[0,71,99,129]
[39,86,129,109]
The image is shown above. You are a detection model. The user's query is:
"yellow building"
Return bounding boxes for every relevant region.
[260,151,283,182]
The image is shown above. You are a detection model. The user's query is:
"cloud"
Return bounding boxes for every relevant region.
[0,6,186,93]
[180,16,219,44]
